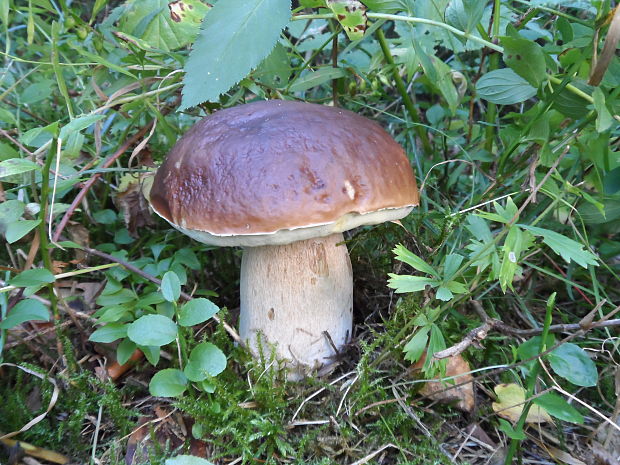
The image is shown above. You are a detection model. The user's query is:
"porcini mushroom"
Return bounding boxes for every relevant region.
[145,100,418,378]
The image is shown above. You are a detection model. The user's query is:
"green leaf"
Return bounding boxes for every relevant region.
[423,324,446,374]
[288,67,348,93]
[359,0,401,13]
[403,326,430,363]
[96,288,137,306]
[326,0,367,41]
[184,342,227,381]
[518,225,598,268]
[414,43,459,114]
[140,345,161,366]
[253,43,291,89]
[392,244,438,277]
[442,254,463,280]
[165,455,215,465]
[178,298,219,327]
[533,392,584,424]
[116,338,138,365]
[445,0,485,35]
[160,271,181,302]
[6,220,41,244]
[89,323,128,343]
[0,299,50,329]
[435,286,453,301]
[498,418,526,440]
[476,68,537,105]
[59,114,106,140]
[149,368,188,397]
[97,304,133,323]
[548,343,597,387]
[127,314,178,346]
[119,0,210,51]
[387,274,438,293]
[181,0,291,108]
[500,36,546,87]
[9,268,55,287]
[0,158,40,179]
[19,122,58,147]
[592,87,612,133]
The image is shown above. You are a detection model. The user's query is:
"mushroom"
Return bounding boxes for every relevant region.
[145,100,419,378]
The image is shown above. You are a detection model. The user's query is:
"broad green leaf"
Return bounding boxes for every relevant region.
[89,323,128,343]
[500,36,546,87]
[289,67,348,93]
[19,122,58,147]
[253,43,291,89]
[0,299,50,329]
[516,334,555,362]
[140,345,161,366]
[387,274,438,293]
[165,455,215,465]
[423,324,446,374]
[548,343,597,387]
[160,271,181,302]
[445,0,485,35]
[435,286,453,301]
[592,87,612,133]
[9,268,55,287]
[476,68,537,105]
[96,288,137,306]
[533,392,584,423]
[118,0,210,51]
[127,314,178,346]
[178,298,219,327]
[97,304,133,323]
[116,338,137,365]
[181,0,291,108]
[403,326,430,363]
[0,158,40,179]
[442,254,464,280]
[465,214,492,242]
[326,0,367,40]
[149,368,188,397]
[550,80,591,119]
[498,418,526,440]
[93,209,117,224]
[518,225,598,268]
[414,43,459,114]
[0,200,25,229]
[392,244,438,277]
[184,342,227,381]
[59,114,106,140]
[359,0,402,13]
[6,220,41,244]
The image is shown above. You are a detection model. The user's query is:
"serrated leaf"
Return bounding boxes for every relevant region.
[518,225,598,268]
[445,0,485,35]
[178,298,219,327]
[149,368,188,397]
[500,36,546,87]
[548,343,597,387]
[392,244,439,277]
[181,0,291,108]
[119,0,210,51]
[476,68,537,104]
[326,0,367,40]
[127,314,178,346]
[0,299,50,329]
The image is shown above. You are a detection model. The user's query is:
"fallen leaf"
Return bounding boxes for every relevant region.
[115,173,155,237]
[413,353,475,413]
[492,383,552,423]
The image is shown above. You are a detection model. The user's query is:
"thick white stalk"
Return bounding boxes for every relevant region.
[239,233,353,378]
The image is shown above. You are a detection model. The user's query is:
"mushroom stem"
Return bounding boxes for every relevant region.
[239,233,353,378]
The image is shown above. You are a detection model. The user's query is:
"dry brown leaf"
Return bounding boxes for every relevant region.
[114,173,155,237]
[413,353,475,413]
[492,383,552,423]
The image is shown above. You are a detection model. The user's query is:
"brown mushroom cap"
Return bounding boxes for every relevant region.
[147,100,419,246]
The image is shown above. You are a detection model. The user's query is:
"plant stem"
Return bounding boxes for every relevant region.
[39,140,59,322]
[484,0,501,154]
[504,293,555,464]
[375,28,432,157]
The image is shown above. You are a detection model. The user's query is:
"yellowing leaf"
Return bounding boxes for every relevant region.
[492,383,552,424]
